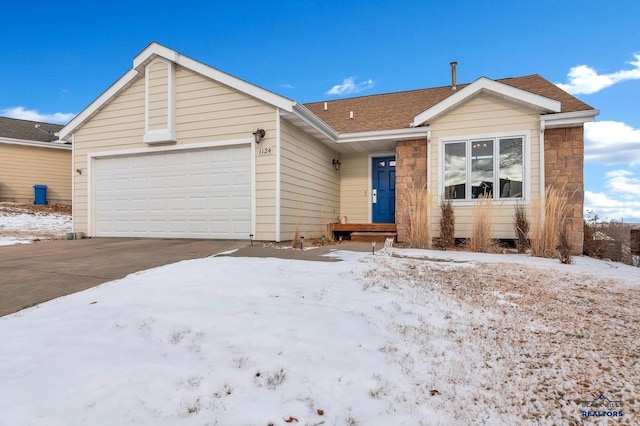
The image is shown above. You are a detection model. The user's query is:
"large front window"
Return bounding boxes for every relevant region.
[443,134,525,201]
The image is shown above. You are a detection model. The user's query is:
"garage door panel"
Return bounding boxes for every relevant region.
[94,145,251,239]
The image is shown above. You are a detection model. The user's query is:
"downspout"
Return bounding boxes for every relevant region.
[71,133,75,233]
[275,108,281,242]
[426,125,431,189]
[539,118,546,200]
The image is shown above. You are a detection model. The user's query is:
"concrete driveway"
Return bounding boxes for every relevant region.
[0,238,247,317]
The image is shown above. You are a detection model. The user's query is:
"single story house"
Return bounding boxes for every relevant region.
[59,43,597,252]
[0,117,71,205]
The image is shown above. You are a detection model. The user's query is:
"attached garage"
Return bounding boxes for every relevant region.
[91,144,252,239]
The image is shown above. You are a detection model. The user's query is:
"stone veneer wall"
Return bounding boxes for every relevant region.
[395,139,428,242]
[544,127,585,254]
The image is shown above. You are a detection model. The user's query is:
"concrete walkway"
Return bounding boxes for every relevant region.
[0,238,247,317]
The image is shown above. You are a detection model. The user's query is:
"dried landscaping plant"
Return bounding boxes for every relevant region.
[513,203,530,253]
[439,198,455,249]
[531,185,569,259]
[468,194,495,252]
[557,221,572,264]
[405,185,433,248]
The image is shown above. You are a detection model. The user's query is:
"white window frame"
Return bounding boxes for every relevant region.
[438,130,530,206]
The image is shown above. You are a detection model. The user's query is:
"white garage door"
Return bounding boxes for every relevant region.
[93,145,251,239]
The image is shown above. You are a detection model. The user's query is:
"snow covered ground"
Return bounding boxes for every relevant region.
[0,240,638,425]
[0,202,71,245]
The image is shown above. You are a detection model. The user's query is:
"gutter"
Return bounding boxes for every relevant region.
[0,137,72,150]
[337,127,430,144]
[542,110,599,129]
[291,103,339,141]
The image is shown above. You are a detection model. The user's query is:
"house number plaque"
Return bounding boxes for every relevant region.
[258,146,273,155]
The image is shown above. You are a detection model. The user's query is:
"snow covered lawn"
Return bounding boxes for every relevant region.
[0,202,71,245]
[0,246,638,425]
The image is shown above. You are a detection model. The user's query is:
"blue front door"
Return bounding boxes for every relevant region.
[372,156,396,223]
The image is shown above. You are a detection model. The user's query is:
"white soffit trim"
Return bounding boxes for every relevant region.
[413,77,562,127]
[541,110,599,128]
[59,68,139,141]
[0,137,72,150]
[337,127,429,144]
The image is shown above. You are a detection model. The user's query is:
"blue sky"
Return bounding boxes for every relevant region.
[2,0,639,221]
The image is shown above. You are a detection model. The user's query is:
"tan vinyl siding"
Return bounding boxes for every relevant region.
[0,143,71,204]
[338,153,370,223]
[279,119,339,240]
[148,61,169,130]
[430,93,541,239]
[72,65,278,238]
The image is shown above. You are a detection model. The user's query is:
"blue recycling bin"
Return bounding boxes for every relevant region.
[34,185,48,205]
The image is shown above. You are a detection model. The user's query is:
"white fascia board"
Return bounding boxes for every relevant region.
[291,103,339,141]
[541,110,599,128]
[137,42,295,112]
[133,42,180,68]
[0,137,72,150]
[59,68,140,141]
[413,77,562,127]
[337,127,429,144]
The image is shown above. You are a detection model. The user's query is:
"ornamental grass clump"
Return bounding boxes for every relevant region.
[468,194,496,252]
[405,185,433,249]
[531,185,570,260]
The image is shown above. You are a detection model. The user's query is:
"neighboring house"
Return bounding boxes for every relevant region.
[60,43,597,252]
[0,117,71,205]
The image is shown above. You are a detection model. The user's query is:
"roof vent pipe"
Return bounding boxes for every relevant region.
[349,111,354,119]
[450,61,457,90]
[324,102,328,111]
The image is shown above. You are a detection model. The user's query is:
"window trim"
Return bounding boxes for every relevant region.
[438,130,530,206]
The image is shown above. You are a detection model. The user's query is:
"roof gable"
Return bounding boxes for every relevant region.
[412,77,561,127]
[60,42,294,141]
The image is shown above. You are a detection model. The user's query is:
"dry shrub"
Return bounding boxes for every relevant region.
[584,211,634,264]
[557,225,572,264]
[531,185,570,259]
[583,211,605,258]
[439,198,455,249]
[513,203,530,253]
[405,185,433,248]
[468,194,495,252]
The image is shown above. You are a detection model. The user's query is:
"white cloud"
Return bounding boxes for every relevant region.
[584,121,640,165]
[585,190,640,222]
[604,169,640,199]
[556,53,640,95]
[0,106,75,125]
[325,76,375,96]
[585,168,640,221]
[280,83,294,89]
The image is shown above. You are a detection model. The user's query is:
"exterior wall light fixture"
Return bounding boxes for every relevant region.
[253,128,265,143]
[332,158,341,170]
